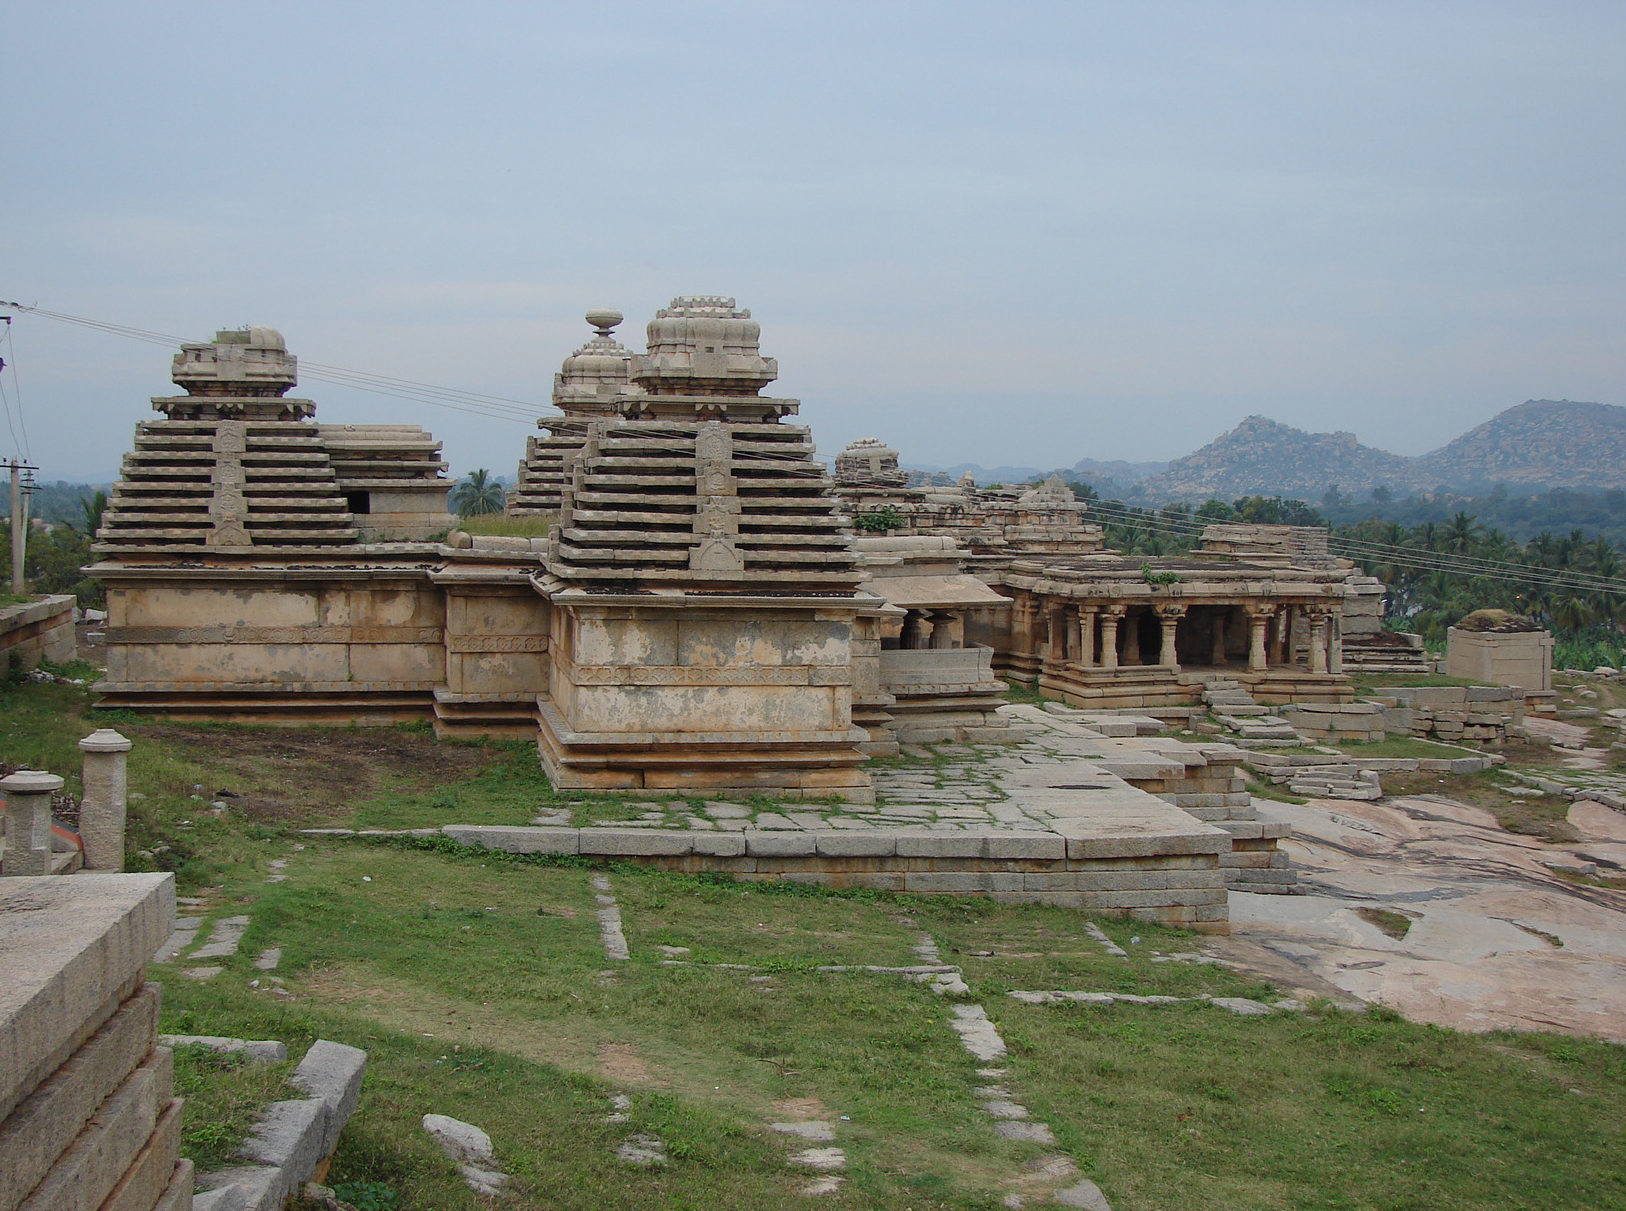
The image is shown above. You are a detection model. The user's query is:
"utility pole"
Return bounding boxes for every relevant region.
[8,458,37,595]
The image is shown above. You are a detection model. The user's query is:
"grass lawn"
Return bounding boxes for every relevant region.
[1328,736,1481,760]
[1348,673,1488,695]
[6,676,1626,1209]
[454,512,558,537]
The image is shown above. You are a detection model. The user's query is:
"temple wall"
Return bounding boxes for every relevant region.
[0,595,76,672]
[442,588,551,697]
[98,573,447,715]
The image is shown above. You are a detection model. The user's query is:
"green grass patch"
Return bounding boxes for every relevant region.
[6,676,1625,1208]
[1381,768,1579,841]
[1330,736,1482,759]
[1350,673,1492,694]
[1243,776,1308,806]
[170,1043,296,1170]
[1354,908,1414,940]
[455,513,557,537]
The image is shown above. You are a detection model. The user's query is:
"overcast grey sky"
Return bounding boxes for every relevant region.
[3,1,1623,481]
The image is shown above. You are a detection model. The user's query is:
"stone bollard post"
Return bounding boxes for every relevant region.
[78,728,133,871]
[1,770,64,876]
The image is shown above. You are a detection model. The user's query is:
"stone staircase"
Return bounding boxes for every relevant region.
[1283,765,1383,801]
[1201,681,1302,742]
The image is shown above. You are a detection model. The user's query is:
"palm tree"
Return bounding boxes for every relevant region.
[77,490,109,537]
[450,469,505,517]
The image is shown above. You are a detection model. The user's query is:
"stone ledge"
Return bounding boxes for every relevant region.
[0,874,174,1125]
[196,1039,365,1211]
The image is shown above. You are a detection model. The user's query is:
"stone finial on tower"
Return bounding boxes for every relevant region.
[172,326,298,397]
[834,437,907,488]
[553,309,637,415]
[632,295,778,397]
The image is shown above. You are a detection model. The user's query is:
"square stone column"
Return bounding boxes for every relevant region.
[1156,604,1186,671]
[1,770,63,876]
[1246,606,1275,672]
[79,729,133,872]
[1043,602,1068,672]
[1307,609,1330,675]
[1098,607,1124,672]
[1074,606,1098,667]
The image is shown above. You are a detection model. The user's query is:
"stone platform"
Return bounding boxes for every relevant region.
[410,705,1298,931]
[0,873,190,1211]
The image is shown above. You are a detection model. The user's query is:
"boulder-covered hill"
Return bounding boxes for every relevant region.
[1126,401,1626,502]
[1414,400,1626,490]
[1132,415,1415,502]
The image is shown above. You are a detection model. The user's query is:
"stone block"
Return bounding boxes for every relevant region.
[440,825,579,855]
[1089,887,1226,908]
[687,833,746,858]
[744,831,817,858]
[17,1048,171,1211]
[0,875,173,1125]
[579,829,693,857]
[1061,831,1227,860]
[981,833,1065,860]
[238,1096,327,1175]
[903,872,1023,894]
[814,833,897,858]
[290,1040,365,1160]
[0,984,161,1211]
[159,1035,285,1063]
[98,1095,182,1211]
[152,1158,194,1211]
[195,1165,279,1211]
[894,834,982,858]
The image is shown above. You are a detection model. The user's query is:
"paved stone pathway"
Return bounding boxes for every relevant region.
[1008,989,1302,1015]
[591,875,630,962]
[556,705,1230,836]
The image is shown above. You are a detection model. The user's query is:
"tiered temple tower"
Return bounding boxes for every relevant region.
[532,296,877,799]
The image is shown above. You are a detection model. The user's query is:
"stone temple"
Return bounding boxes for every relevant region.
[88,298,1403,922]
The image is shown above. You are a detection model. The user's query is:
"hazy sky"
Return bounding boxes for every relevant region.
[4,2,1623,481]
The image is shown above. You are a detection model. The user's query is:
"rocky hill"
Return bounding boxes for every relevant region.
[1413,400,1626,490]
[1133,415,1415,501]
[1125,401,1626,502]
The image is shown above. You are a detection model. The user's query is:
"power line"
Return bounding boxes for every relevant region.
[1076,497,1626,599]
[0,303,547,427]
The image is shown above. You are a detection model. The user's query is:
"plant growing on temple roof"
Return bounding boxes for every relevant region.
[854,507,903,534]
[1140,561,1181,587]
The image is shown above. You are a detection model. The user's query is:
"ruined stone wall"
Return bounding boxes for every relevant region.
[0,595,76,672]
[1446,627,1554,693]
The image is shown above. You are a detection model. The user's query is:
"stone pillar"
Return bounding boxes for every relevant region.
[1328,611,1344,676]
[927,611,957,650]
[78,728,133,872]
[900,611,924,650]
[1043,601,1067,671]
[1099,607,1124,672]
[1272,605,1291,666]
[1075,606,1098,667]
[1,769,62,876]
[1157,605,1186,671]
[1308,610,1329,675]
[1246,607,1274,672]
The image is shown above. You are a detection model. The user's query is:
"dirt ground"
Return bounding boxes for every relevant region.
[137,723,489,824]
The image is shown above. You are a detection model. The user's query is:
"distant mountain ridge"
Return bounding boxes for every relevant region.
[1130,400,1626,502]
